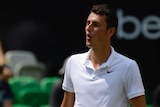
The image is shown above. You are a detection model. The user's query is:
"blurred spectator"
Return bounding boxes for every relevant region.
[152,84,160,107]
[0,64,13,107]
[0,41,13,81]
[49,79,63,107]
[49,56,70,107]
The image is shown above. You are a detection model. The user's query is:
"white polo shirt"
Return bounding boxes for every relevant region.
[62,46,145,107]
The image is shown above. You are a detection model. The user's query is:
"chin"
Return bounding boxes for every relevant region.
[86,44,91,48]
[87,46,91,48]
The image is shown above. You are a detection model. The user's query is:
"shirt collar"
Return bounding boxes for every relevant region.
[84,46,115,69]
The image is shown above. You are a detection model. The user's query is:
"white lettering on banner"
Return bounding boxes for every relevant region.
[116,9,160,40]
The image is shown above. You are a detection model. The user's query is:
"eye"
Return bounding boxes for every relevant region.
[92,22,100,27]
[86,21,100,27]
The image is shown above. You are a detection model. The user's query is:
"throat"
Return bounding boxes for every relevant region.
[89,49,111,69]
[89,55,106,69]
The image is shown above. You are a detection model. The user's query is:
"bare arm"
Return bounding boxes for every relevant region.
[60,91,75,107]
[130,95,146,107]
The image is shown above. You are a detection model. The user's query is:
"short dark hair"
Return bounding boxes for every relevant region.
[90,4,118,29]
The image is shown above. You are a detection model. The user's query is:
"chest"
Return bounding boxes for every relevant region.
[70,63,125,95]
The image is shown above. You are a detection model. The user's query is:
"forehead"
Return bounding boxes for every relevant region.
[87,12,106,24]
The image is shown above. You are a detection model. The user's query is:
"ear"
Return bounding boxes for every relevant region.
[108,27,116,37]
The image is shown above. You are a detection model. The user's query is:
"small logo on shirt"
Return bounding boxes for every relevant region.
[107,71,113,73]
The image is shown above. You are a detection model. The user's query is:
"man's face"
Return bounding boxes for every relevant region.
[85,12,112,49]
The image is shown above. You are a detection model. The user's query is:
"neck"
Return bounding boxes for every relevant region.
[89,46,111,69]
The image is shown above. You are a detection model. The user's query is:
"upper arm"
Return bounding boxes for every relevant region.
[130,95,146,107]
[60,91,75,107]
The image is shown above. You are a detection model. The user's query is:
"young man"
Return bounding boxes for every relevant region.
[60,4,146,107]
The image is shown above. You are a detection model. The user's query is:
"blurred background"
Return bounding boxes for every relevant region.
[0,0,159,105]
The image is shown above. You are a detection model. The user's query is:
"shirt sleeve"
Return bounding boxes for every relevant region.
[124,60,145,99]
[62,56,74,92]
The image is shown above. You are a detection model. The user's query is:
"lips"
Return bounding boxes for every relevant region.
[86,34,91,40]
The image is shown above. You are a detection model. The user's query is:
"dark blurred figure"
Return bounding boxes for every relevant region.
[0,64,13,107]
[152,85,160,107]
[49,79,63,107]
[0,40,13,107]
[49,56,70,107]
[0,41,13,81]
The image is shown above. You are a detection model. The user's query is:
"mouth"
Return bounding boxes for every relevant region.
[86,34,91,40]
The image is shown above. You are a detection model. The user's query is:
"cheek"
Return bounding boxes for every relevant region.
[94,27,107,33]
[94,28,106,37]
[96,32,108,42]
[92,28,107,39]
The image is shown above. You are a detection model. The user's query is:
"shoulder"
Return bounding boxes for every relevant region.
[69,51,88,62]
[64,51,89,68]
[112,47,136,64]
[111,49,140,73]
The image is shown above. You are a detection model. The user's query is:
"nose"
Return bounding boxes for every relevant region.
[86,23,92,32]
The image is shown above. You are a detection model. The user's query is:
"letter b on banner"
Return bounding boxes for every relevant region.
[116,9,160,40]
